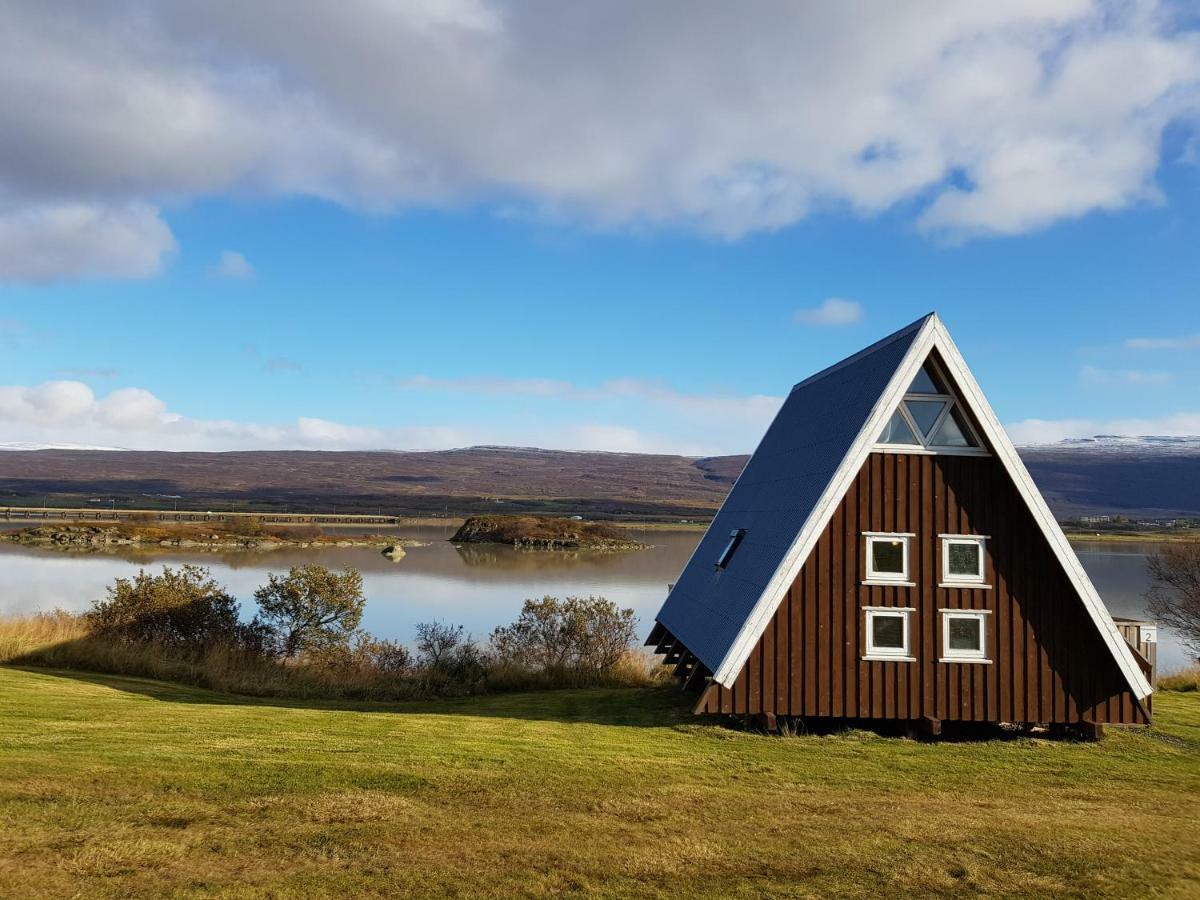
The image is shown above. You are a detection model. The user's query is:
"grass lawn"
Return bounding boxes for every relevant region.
[0,667,1196,898]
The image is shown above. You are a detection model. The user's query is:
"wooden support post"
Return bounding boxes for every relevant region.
[672,651,695,678]
[1077,720,1105,741]
[918,715,942,738]
[753,712,778,734]
[682,665,708,693]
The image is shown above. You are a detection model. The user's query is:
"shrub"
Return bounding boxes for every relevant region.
[414,621,467,668]
[253,565,366,658]
[489,596,638,678]
[85,565,247,650]
[308,632,412,676]
[223,515,265,537]
[414,621,485,693]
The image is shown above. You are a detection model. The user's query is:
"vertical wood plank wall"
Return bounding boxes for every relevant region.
[697,453,1148,724]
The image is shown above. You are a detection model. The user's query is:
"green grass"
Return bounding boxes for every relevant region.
[0,668,1197,898]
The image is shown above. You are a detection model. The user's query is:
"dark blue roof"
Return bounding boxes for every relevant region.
[654,316,929,674]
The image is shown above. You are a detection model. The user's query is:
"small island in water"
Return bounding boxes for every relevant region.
[450,515,648,551]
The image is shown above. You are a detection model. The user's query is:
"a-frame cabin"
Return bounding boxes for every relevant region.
[648,314,1153,732]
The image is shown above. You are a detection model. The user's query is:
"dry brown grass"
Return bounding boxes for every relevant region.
[0,614,665,702]
[1159,665,1200,692]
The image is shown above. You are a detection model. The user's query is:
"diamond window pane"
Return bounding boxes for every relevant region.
[931,405,975,447]
[905,400,946,438]
[872,614,905,649]
[947,617,982,652]
[878,410,919,445]
[907,365,941,394]
[871,539,905,574]
[947,542,981,577]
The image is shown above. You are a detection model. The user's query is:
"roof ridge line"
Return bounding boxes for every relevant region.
[791,312,936,394]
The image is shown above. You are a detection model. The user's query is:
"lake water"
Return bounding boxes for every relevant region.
[0,528,1191,673]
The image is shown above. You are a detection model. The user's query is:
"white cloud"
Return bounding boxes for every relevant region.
[1080,365,1173,386]
[1007,411,1200,445]
[392,374,784,423]
[0,202,175,282]
[210,250,254,279]
[794,298,864,327]
[0,380,96,424]
[0,0,1193,281]
[1124,333,1200,350]
[265,358,303,373]
[0,377,767,454]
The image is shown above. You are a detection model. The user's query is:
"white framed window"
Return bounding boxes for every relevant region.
[940,535,988,586]
[940,609,990,663]
[864,532,913,585]
[874,360,987,456]
[863,607,915,661]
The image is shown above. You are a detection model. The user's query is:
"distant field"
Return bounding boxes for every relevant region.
[0,667,1196,898]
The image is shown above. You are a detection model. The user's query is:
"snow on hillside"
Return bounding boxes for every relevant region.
[0,442,128,452]
[1018,435,1200,456]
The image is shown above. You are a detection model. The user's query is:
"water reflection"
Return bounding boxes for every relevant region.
[0,528,1190,672]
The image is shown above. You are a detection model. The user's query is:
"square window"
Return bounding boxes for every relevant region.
[941,536,986,585]
[941,611,988,661]
[947,616,980,650]
[864,608,912,659]
[873,614,905,649]
[866,534,910,582]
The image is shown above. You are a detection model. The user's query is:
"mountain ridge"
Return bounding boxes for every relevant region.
[0,439,1196,520]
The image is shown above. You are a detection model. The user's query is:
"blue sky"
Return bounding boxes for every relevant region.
[1,2,1198,455]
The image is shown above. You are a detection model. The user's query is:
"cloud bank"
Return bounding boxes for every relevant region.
[4,375,1198,454]
[0,1,1197,280]
[0,378,782,455]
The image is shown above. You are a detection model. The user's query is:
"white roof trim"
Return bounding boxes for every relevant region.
[929,319,1151,699]
[711,313,1152,700]
[712,315,939,686]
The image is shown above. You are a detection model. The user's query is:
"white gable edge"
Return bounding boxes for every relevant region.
[929,319,1152,699]
[712,314,1152,700]
[712,316,940,685]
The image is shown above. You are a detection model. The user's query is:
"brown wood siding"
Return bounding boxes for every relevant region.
[696,452,1149,725]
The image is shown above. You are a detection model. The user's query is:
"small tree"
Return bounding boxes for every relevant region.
[253,565,366,658]
[489,596,637,674]
[86,565,243,650]
[1146,545,1200,659]
[414,620,467,668]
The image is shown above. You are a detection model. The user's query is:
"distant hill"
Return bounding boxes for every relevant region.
[1,438,1197,520]
[1019,436,1200,519]
[0,446,746,520]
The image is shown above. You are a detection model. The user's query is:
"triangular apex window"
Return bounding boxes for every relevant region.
[876,361,986,453]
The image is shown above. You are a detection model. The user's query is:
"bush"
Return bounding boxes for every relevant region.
[489,596,638,680]
[222,515,265,537]
[414,621,485,693]
[86,565,248,651]
[253,565,366,658]
[308,633,412,676]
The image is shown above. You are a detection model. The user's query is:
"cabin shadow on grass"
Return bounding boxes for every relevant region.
[3,658,698,729]
[3,657,1120,743]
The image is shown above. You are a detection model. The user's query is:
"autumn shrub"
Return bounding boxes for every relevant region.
[488,596,639,686]
[86,565,253,651]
